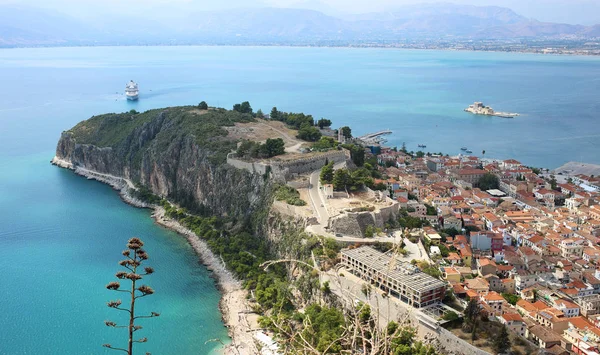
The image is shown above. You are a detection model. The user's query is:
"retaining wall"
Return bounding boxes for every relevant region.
[227,150,349,181]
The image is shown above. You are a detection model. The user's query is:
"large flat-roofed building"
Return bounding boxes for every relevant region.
[341,246,447,308]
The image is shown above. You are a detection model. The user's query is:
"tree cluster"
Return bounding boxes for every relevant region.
[342,143,365,166]
[317,118,332,129]
[274,185,307,206]
[477,173,500,190]
[233,101,253,114]
[236,138,285,159]
[313,137,338,151]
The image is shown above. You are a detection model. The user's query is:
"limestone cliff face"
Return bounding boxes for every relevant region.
[55,109,272,219]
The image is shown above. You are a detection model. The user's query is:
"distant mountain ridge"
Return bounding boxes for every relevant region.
[1,3,599,47]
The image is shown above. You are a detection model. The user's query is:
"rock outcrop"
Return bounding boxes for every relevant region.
[54,108,272,219]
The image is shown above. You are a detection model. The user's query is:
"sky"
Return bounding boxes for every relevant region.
[2,0,599,25]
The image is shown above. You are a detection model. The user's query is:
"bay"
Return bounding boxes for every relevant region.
[0,45,599,354]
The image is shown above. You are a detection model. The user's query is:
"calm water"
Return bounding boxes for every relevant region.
[0,46,599,354]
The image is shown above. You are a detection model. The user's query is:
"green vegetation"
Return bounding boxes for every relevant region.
[236,138,285,159]
[68,106,255,166]
[342,143,365,166]
[394,208,428,229]
[443,311,459,322]
[425,204,437,216]
[316,118,332,129]
[340,126,352,139]
[438,244,450,257]
[130,184,162,204]
[233,101,253,114]
[332,167,373,191]
[320,162,335,184]
[416,260,442,278]
[493,325,511,354]
[198,101,208,110]
[502,293,521,306]
[463,299,481,334]
[269,107,315,129]
[549,175,559,191]
[297,124,322,142]
[440,228,461,237]
[477,173,500,190]
[274,185,307,206]
[313,136,338,151]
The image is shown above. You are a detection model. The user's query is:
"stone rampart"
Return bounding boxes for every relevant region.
[228,150,349,182]
[226,153,269,175]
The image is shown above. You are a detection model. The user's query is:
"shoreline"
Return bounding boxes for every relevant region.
[50,157,258,355]
[3,44,600,58]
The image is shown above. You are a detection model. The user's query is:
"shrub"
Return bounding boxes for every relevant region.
[274,185,307,206]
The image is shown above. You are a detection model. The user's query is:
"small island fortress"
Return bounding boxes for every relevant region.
[464,101,519,118]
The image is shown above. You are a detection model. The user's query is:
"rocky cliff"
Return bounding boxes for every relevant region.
[54,106,272,220]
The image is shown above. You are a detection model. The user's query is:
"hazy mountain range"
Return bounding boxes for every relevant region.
[2,3,600,47]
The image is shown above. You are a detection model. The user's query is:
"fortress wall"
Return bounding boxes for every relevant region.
[275,150,349,177]
[226,154,269,175]
[228,150,349,182]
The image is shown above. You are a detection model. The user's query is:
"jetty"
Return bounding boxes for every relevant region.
[464,102,519,118]
[358,129,392,144]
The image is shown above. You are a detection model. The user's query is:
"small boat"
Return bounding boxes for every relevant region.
[125,80,139,101]
[460,147,468,151]
[465,150,473,154]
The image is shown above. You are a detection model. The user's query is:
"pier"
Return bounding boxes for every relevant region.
[358,129,392,144]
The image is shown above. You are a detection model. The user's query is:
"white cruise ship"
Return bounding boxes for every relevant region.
[125,80,139,100]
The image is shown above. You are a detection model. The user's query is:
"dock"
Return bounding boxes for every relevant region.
[358,129,392,144]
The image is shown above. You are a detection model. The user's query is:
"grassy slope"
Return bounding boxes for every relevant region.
[67,106,256,165]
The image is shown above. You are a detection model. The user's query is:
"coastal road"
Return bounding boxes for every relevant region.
[308,168,330,225]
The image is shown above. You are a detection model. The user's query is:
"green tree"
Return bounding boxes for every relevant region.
[297,124,322,142]
[103,238,160,355]
[256,109,264,118]
[365,225,375,238]
[478,173,500,190]
[463,299,480,333]
[198,101,208,110]
[425,204,437,216]
[313,137,336,150]
[502,293,520,306]
[493,325,511,354]
[270,107,279,120]
[442,311,459,321]
[332,168,351,191]
[233,101,253,114]
[549,175,559,191]
[317,118,332,129]
[320,162,334,184]
[263,138,285,157]
[340,126,352,139]
[342,144,365,166]
[416,151,425,158]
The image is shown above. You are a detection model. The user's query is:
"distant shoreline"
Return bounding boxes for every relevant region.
[2,43,600,57]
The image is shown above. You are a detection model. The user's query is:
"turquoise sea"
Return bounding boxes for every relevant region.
[0,46,599,354]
